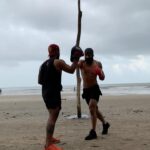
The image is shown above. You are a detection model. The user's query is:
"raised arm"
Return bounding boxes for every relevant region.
[95,61,105,80]
[55,59,78,74]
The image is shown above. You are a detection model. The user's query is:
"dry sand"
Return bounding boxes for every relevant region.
[0,93,150,150]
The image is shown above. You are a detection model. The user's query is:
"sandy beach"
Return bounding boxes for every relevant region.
[0,93,150,150]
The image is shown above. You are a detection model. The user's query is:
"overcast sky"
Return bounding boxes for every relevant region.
[0,0,150,88]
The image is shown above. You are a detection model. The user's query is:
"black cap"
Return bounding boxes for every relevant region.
[85,48,94,56]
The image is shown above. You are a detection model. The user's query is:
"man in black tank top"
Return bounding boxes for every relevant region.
[41,58,62,109]
[38,44,83,150]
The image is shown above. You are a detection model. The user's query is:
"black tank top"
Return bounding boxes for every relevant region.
[42,58,62,91]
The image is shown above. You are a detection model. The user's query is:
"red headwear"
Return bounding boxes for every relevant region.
[48,44,60,58]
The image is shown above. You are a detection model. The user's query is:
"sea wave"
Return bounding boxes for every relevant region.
[0,83,150,96]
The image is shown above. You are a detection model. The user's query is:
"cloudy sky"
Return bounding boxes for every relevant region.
[0,0,150,88]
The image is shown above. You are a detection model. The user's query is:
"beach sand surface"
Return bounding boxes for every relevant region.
[0,94,150,150]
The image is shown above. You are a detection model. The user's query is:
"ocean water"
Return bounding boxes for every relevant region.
[101,83,150,96]
[0,83,150,96]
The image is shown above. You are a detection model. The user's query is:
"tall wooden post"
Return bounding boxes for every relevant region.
[76,0,82,118]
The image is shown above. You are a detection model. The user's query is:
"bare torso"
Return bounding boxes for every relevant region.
[79,60,101,88]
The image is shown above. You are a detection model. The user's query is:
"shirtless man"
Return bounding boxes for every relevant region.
[38,44,83,150]
[78,48,110,140]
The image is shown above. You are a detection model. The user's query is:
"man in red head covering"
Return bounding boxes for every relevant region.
[48,44,60,58]
[38,44,83,150]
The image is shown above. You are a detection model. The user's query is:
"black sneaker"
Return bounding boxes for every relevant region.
[102,122,110,135]
[85,129,97,140]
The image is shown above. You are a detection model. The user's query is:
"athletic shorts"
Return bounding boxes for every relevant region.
[82,84,102,105]
[42,87,61,109]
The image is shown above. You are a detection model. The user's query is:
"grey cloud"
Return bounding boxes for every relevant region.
[81,0,150,55]
[0,0,150,63]
[0,0,77,31]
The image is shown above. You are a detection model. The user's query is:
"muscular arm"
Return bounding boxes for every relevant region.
[54,59,78,73]
[78,60,84,69]
[97,61,102,69]
[96,61,105,80]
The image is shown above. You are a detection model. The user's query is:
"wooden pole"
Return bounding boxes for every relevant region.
[76,0,82,118]
[76,0,82,46]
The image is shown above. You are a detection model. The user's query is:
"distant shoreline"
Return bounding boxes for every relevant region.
[1,82,150,96]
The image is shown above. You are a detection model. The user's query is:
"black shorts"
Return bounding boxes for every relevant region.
[42,87,61,109]
[82,84,102,105]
